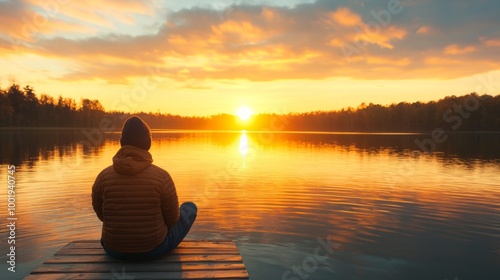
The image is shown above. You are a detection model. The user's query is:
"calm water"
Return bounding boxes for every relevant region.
[1,130,500,280]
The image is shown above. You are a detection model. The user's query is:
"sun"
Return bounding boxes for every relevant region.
[235,106,253,121]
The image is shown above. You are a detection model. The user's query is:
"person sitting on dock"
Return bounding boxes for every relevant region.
[91,116,197,260]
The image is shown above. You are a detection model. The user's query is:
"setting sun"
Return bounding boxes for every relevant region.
[235,106,253,121]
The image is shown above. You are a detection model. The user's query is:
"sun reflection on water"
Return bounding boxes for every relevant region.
[239,130,249,156]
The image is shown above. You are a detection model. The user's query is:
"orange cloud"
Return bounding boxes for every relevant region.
[0,1,57,41]
[353,25,407,49]
[261,7,276,22]
[444,44,477,55]
[0,0,155,47]
[330,7,362,27]
[366,56,411,66]
[25,0,154,26]
[325,6,407,50]
[3,1,499,84]
[211,20,266,44]
[424,56,462,65]
[483,38,500,47]
[416,26,431,34]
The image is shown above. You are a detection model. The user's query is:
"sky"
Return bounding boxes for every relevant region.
[1,0,499,116]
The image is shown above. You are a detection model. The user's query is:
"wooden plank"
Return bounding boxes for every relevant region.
[68,240,236,245]
[24,240,249,280]
[45,254,243,264]
[32,262,246,274]
[72,239,234,243]
[55,248,240,256]
[24,269,250,280]
[62,240,237,250]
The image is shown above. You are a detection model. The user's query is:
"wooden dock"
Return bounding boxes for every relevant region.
[24,239,249,280]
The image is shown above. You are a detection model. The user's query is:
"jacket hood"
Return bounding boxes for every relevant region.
[112,145,153,175]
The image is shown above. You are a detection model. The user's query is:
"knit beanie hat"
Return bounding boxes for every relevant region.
[120,116,152,151]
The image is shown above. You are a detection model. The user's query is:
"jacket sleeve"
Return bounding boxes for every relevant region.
[160,173,180,229]
[91,173,104,222]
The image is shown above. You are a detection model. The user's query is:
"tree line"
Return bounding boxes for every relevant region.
[0,84,105,127]
[1,83,499,131]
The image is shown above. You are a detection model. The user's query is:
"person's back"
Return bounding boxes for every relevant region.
[92,116,197,260]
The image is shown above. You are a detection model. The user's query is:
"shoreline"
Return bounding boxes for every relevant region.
[1,127,500,135]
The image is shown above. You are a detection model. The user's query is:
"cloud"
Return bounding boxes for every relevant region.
[2,0,500,83]
[416,26,431,35]
[25,0,156,26]
[330,7,362,27]
[444,44,477,55]
[424,56,462,65]
[0,0,157,44]
[352,25,407,49]
[482,38,500,47]
[0,0,47,41]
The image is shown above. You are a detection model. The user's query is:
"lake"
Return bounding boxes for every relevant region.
[1,129,500,280]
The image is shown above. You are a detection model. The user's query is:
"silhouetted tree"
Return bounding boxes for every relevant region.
[0,83,499,131]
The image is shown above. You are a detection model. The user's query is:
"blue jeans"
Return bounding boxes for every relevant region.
[102,202,197,260]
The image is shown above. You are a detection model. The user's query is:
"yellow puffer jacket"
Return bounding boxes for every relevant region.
[91,145,180,253]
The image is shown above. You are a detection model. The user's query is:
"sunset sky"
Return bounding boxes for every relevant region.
[1,0,499,116]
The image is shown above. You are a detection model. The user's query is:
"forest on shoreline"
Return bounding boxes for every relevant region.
[1,83,499,132]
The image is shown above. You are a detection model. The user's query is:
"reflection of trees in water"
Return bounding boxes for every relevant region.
[0,130,101,166]
[1,130,499,166]
[0,130,207,166]
[267,132,500,163]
